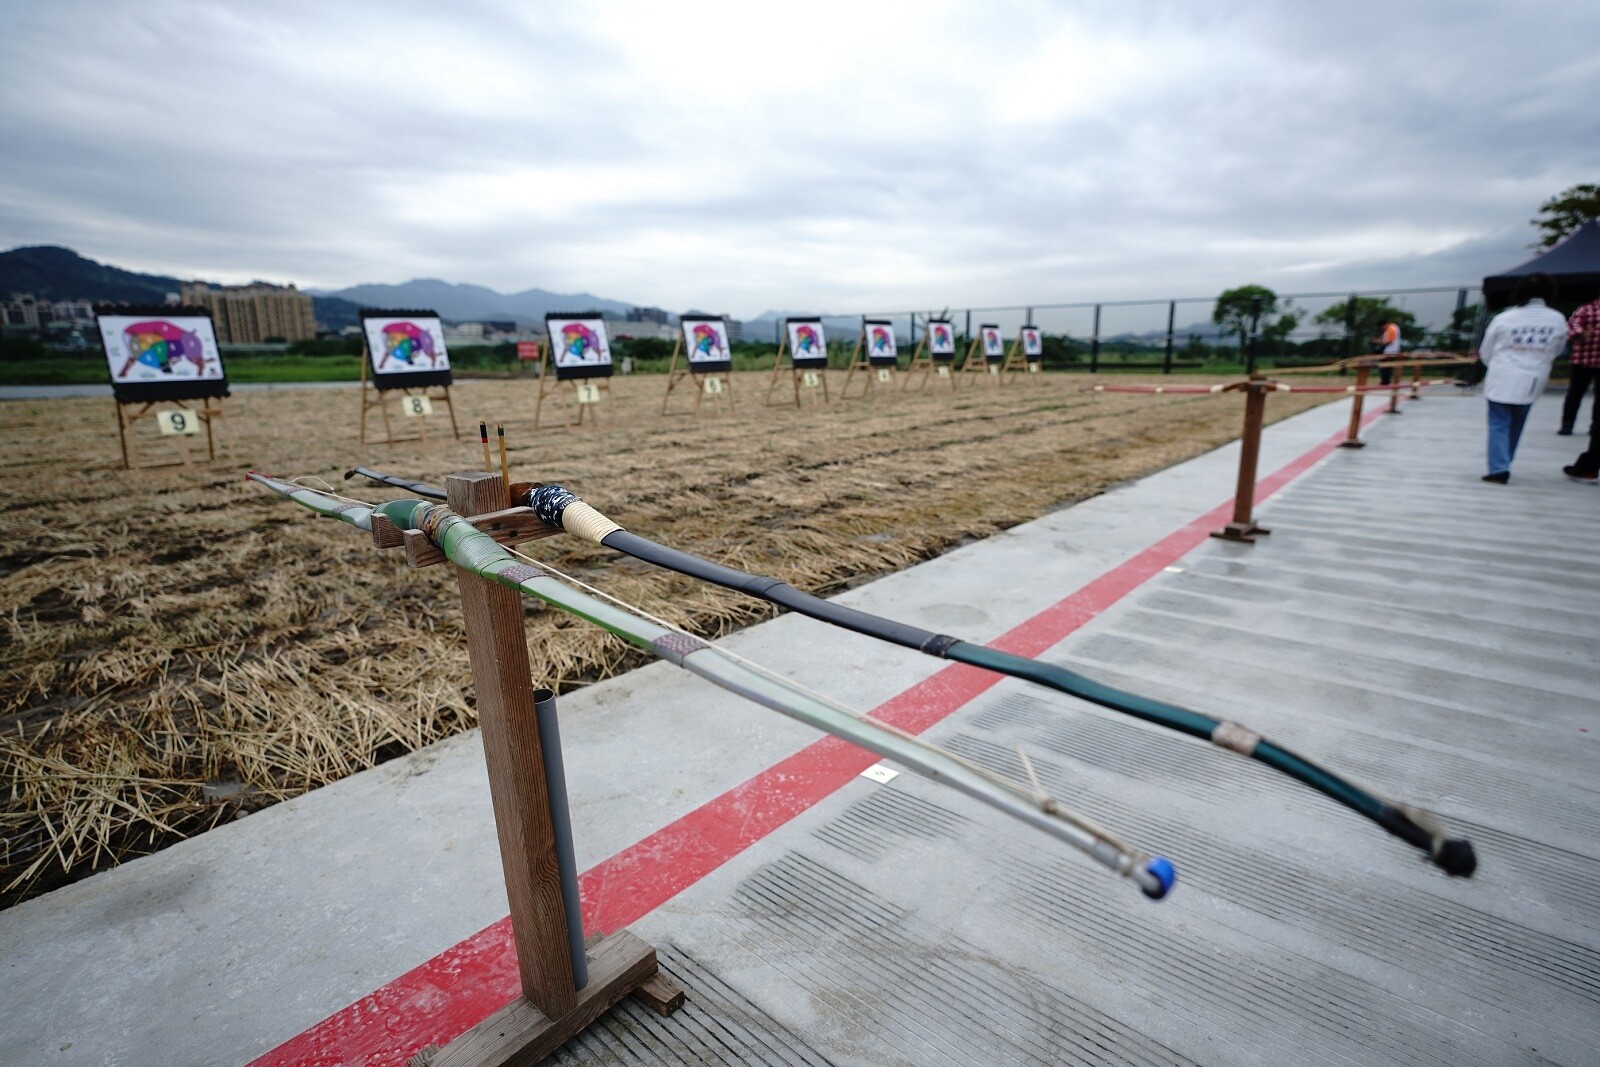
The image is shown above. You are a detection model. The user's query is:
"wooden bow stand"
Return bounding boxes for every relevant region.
[1211,378,1273,544]
[371,472,684,1066]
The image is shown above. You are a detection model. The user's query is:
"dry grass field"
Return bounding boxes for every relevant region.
[0,369,1342,906]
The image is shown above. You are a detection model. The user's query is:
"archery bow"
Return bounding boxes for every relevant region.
[342,467,1475,877]
[252,472,1177,900]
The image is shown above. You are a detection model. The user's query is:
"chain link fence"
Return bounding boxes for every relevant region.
[848,286,1484,373]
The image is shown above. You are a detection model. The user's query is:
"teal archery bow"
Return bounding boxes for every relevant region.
[342,467,1472,877]
[526,483,1476,877]
[249,472,1177,900]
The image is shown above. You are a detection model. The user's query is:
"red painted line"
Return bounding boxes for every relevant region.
[249,411,1380,1067]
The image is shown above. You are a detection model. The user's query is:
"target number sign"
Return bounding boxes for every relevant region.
[802,371,820,388]
[156,410,199,435]
[876,368,892,383]
[937,366,951,379]
[576,382,601,404]
[987,365,999,376]
[401,395,434,417]
[702,376,724,395]
[1028,362,1041,373]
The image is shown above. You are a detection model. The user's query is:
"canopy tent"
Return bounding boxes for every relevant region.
[1483,219,1600,309]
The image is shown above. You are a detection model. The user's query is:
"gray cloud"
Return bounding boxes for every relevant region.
[2,0,1597,319]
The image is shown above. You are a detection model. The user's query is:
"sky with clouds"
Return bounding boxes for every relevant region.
[2,0,1597,319]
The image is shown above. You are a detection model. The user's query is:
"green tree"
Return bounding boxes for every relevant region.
[1212,285,1287,353]
[1260,303,1301,358]
[1531,183,1600,249]
[1313,297,1422,349]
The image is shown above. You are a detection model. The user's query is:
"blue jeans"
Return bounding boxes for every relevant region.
[1486,400,1531,474]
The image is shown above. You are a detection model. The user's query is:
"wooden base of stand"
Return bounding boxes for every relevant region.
[409,931,682,1067]
[1210,522,1270,544]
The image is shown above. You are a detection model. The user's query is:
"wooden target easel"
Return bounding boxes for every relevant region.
[958,330,1002,383]
[998,337,1028,378]
[358,353,460,445]
[115,395,226,470]
[839,323,897,400]
[764,335,830,407]
[903,325,958,392]
[532,344,612,428]
[1000,329,1044,383]
[660,338,734,416]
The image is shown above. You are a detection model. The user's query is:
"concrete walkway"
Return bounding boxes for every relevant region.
[2,387,1595,1066]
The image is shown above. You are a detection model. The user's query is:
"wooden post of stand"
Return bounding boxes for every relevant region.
[1340,363,1370,448]
[902,335,930,391]
[660,336,689,415]
[957,336,986,382]
[838,328,870,400]
[394,472,681,1067]
[998,337,1027,381]
[1211,380,1271,543]
[1386,360,1402,415]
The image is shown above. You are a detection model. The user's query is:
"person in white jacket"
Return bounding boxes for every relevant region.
[1476,273,1569,483]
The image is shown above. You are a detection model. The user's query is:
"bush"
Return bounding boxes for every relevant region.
[0,335,48,360]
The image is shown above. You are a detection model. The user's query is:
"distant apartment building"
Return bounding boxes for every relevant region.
[3,293,97,333]
[604,318,676,342]
[625,306,671,325]
[4,293,40,330]
[179,281,316,343]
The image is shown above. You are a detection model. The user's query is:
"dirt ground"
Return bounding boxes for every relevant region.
[0,368,1343,905]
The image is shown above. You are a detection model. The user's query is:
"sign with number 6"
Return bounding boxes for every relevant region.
[876,368,892,383]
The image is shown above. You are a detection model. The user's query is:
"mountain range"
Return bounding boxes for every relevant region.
[3,245,1244,344]
[307,278,635,326]
[0,246,641,332]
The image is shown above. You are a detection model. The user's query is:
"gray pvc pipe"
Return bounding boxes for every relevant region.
[533,687,589,989]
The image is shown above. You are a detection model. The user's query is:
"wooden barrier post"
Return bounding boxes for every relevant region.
[386,472,681,1066]
[1340,363,1370,448]
[1211,379,1270,543]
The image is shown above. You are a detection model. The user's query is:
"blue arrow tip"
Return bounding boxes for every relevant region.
[1142,857,1177,900]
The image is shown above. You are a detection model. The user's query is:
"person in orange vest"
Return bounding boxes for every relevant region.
[1370,319,1401,385]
